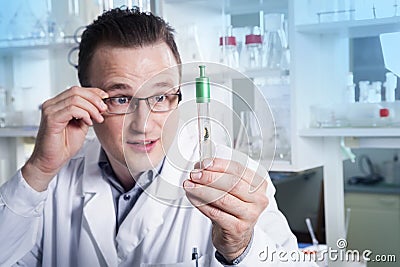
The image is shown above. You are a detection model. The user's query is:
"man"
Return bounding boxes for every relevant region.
[0,8,302,266]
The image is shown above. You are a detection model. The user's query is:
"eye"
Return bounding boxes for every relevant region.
[154,95,167,103]
[114,96,130,105]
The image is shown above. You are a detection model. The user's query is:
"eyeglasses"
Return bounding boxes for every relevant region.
[102,90,182,115]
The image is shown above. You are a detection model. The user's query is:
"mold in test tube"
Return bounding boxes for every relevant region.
[196,65,213,168]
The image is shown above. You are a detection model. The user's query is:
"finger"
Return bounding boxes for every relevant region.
[51,94,106,123]
[190,170,258,203]
[197,158,267,190]
[184,180,252,220]
[186,193,238,228]
[44,86,108,113]
[50,105,94,126]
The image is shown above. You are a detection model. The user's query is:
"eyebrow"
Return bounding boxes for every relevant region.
[151,82,179,93]
[104,83,132,92]
[104,80,179,95]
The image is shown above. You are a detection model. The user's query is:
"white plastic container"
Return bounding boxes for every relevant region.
[367,81,382,103]
[345,72,356,103]
[346,103,396,127]
[358,81,370,102]
[384,72,397,102]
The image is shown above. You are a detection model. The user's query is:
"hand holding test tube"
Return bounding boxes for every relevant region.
[196,65,213,168]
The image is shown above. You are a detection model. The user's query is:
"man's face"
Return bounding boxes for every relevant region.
[89,43,180,178]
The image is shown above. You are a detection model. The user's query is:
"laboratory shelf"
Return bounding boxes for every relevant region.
[299,128,400,148]
[265,159,321,172]
[0,40,76,57]
[180,66,284,82]
[299,127,400,137]
[164,0,288,16]
[0,127,38,137]
[296,16,400,38]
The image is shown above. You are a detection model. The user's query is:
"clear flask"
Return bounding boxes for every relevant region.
[43,0,64,44]
[63,0,85,42]
[178,24,203,62]
[235,111,262,159]
[7,0,38,46]
[274,126,291,161]
[219,34,239,69]
[242,27,263,70]
[0,87,6,127]
[263,13,288,70]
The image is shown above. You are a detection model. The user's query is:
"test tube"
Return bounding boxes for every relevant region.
[196,65,213,168]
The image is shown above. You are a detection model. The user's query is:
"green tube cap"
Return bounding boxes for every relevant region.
[196,65,210,103]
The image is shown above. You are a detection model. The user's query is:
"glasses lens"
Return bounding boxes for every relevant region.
[104,97,132,114]
[149,94,180,112]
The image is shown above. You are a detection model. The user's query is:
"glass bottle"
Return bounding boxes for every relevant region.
[219,28,239,69]
[242,27,263,70]
[274,126,291,161]
[263,13,288,70]
[235,111,262,159]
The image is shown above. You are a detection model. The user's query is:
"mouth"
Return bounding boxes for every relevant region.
[126,139,159,153]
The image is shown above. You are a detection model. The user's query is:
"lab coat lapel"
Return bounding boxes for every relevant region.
[115,122,198,259]
[115,152,191,259]
[81,140,118,267]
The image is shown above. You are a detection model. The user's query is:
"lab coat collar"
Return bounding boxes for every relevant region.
[81,139,118,267]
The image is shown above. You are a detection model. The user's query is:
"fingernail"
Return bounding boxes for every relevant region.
[202,158,213,168]
[190,170,202,180]
[184,180,195,189]
[101,91,109,98]
[101,102,108,109]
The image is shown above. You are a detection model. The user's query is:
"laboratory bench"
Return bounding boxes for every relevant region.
[344,188,400,267]
[345,182,400,195]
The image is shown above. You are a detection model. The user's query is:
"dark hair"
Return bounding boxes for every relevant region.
[78,7,181,87]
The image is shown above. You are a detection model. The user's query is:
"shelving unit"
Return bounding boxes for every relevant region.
[300,127,400,137]
[297,16,400,38]
[0,40,76,56]
[293,1,400,265]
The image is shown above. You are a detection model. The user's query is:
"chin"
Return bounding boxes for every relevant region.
[124,149,164,175]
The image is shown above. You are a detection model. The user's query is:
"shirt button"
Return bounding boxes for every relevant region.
[123,194,131,201]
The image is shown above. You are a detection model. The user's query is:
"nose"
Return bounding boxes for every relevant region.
[128,100,153,133]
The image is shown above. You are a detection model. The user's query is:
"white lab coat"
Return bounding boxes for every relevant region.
[0,129,313,267]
